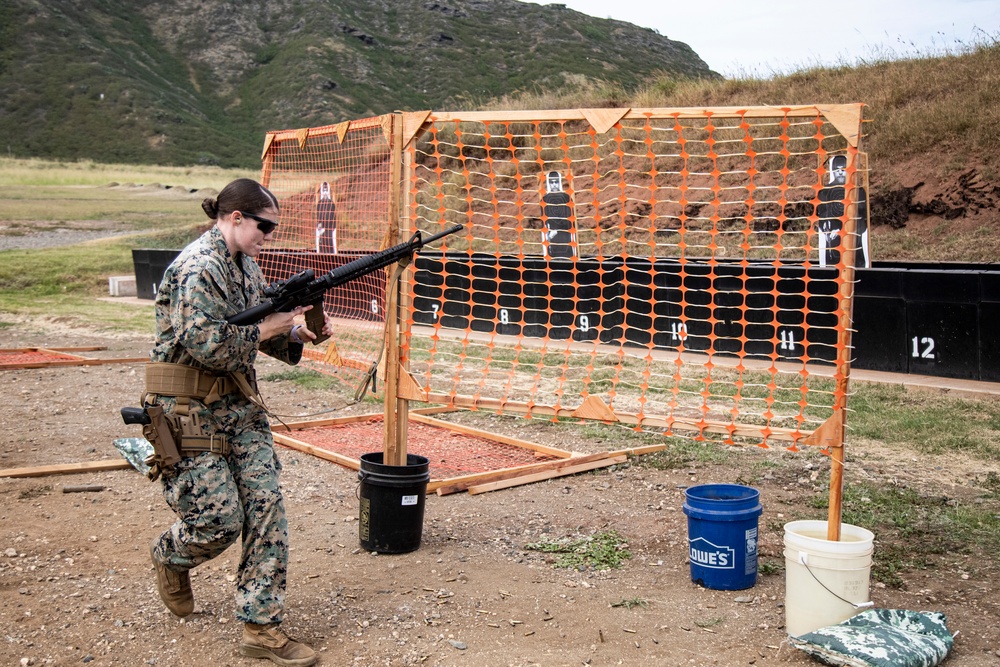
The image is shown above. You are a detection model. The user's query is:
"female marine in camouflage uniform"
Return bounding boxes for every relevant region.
[147,178,327,666]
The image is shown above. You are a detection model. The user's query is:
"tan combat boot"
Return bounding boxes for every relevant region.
[149,539,193,617]
[241,623,319,667]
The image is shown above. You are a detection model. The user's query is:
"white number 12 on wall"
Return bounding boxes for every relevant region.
[911,336,936,359]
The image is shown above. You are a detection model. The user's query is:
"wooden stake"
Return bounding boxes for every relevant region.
[273,433,361,471]
[825,140,867,541]
[383,112,409,466]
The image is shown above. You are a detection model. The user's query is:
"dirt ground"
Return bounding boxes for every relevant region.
[1,319,999,667]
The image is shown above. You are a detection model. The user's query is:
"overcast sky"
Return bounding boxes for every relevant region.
[524,0,999,77]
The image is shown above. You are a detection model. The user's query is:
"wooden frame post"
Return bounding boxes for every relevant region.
[259,133,276,187]
[826,128,866,541]
[383,113,409,466]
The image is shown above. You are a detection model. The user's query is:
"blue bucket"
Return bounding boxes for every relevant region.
[683,484,763,591]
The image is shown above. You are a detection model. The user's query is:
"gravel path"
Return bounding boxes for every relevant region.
[0,228,137,251]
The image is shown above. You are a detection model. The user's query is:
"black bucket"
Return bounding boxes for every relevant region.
[358,452,430,554]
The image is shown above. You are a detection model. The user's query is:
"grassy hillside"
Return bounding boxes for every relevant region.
[493,39,999,176]
[486,40,1000,261]
[0,0,714,169]
[0,1,254,166]
[2,0,996,262]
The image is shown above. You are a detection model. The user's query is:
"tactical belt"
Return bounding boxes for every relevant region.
[145,362,236,404]
[178,434,229,456]
[141,363,238,480]
[140,413,231,481]
[142,433,231,481]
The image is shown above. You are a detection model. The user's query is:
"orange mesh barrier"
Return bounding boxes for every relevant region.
[0,348,87,367]
[401,106,866,450]
[0,348,148,369]
[258,116,396,388]
[277,416,564,480]
[261,105,867,452]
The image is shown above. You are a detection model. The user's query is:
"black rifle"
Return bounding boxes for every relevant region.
[227,224,463,343]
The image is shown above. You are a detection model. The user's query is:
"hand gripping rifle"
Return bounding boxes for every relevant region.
[227,224,463,344]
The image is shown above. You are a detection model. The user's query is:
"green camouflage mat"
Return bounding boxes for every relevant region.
[789,609,953,667]
[112,437,153,476]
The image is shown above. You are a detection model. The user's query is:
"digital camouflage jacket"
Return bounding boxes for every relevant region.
[149,225,301,435]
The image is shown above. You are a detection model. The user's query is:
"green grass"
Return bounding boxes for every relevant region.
[638,438,734,470]
[577,420,667,449]
[260,367,341,391]
[0,187,197,227]
[525,529,632,570]
[0,166,252,332]
[0,157,256,189]
[808,479,1000,587]
[0,237,159,335]
[0,235,181,333]
[758,559,783,576]
[978,471,1000,496]
[849,382,1000,459]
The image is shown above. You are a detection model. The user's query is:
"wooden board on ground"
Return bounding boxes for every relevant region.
[0,347,147,370]
[0,460,133,478]
[271,409,638,495]
[272,409,665,496]
[467,454,627,495]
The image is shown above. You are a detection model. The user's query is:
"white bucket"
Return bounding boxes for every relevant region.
[783,520,875,637]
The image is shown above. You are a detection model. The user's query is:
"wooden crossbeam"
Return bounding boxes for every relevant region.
[273,432,361,471]
[1,347,107,353]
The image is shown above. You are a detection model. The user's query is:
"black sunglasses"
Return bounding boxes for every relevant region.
[241,211,279,234]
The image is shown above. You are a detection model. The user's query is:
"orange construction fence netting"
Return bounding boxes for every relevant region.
[258,105,868,452]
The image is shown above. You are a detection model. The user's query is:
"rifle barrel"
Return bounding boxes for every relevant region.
[227,300,278,325]
[226,224,464,326]
[421,224,464,246]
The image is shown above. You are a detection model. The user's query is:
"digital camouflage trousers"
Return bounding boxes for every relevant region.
[150,428,288,625]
